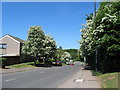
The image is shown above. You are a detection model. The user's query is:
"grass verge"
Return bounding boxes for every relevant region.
[92,71,120,88]
[7,62,35,68]
[99,73,119,88]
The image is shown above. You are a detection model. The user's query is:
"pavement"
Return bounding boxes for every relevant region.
[1,62,101,88]
[58,67,101,88]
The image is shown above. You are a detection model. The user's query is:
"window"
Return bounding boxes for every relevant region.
[0,44,7,49]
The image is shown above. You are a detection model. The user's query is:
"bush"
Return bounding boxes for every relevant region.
[92,71,103,76]
[45,59,53,66]
[47,59,55,62]
[0,57,7,68]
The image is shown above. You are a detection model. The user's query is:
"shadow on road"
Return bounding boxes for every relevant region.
[1,67,10,69]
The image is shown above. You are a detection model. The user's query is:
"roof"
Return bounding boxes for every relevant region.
[0,34,25,43]
[8,35,25,43]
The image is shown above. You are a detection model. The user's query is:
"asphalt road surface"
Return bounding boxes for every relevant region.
[2,62,81,88]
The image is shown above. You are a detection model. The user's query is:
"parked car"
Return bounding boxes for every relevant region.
[70,64,74,65]
[66,62,70,65]
[69,60,74,65]
[56,61,62,66]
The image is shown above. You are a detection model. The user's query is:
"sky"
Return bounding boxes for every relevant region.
[2,2,99,49]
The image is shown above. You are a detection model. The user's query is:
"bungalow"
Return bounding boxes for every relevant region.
[0,34,25,65]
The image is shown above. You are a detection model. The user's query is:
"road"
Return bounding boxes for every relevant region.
[2,62,81,88]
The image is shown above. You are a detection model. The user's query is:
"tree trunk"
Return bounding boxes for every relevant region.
[43,58,45,64]
[2,65,5,69]
[34,57,37,66]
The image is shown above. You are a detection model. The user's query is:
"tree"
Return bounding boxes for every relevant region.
[55,46,64,60]
[63,49,78,60]
[44,34,57,63]
[61,52,71,63]
[22,26,46,66]
[80,2,120,73]
[22,26,57,66]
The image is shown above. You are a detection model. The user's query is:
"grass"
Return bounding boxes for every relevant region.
[99,72,119,88]
[100,73,119,88]
[92,71,119,88]
[92,71,103,76]
[7,62,35,68]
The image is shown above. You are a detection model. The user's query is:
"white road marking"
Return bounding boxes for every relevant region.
[5,78,16,82]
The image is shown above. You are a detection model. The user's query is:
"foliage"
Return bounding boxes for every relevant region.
[22,26,46,65]
[22,26,45,57]
[61,52,71,63]
[47,59,55,62]
[55,48,78,63]
[22,26,57,66]
[63,49,78,60]
[55,46,64,60]
[80,2,120,73]
[0,57,7,68]
[44,34,57,59]
[92,71,103,76]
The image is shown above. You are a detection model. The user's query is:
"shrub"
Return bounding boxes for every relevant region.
[48,59,55,62]
[0,57,7,68]
[92,71,103,76]
[46,59,53,65]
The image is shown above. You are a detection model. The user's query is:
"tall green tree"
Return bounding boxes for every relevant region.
[80,2,120,73]
[22,26,46,66]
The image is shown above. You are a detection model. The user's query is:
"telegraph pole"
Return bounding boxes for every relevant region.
[95,49,98,72]
[94,0,98,72]
[94,0,96,17]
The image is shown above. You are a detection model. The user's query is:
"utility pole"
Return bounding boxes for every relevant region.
[94,0,96,17]
[84,57,86,66]
[77,49,80,61]
[95,49,98,72]
[94,0,98,72]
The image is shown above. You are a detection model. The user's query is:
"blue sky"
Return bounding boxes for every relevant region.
[2,2,99,49]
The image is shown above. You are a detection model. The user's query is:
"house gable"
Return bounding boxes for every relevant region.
[0,34,24,44]
[0,34,25,57]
